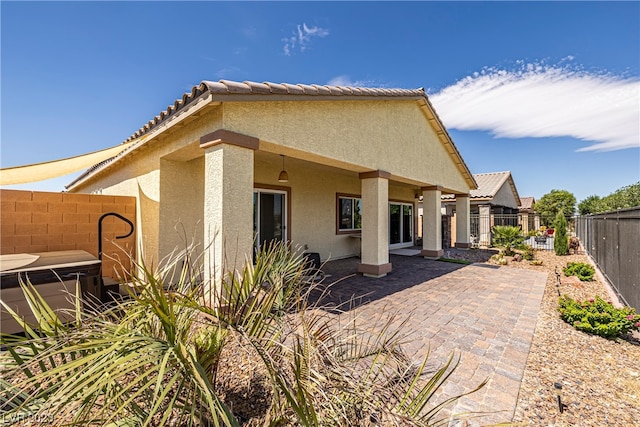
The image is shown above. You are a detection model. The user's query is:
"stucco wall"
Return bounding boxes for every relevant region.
[254,156,416,261]
[159,157,205,260]
[222,100,470,193]
[491,181,519,209]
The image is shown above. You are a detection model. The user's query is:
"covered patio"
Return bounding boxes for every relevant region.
[67,79,479,285]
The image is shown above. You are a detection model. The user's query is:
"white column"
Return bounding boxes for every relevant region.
[479,204,492,247]
[421,186,444,259]
[357,171,392,278]
[200,130,259,304]
[455,194,471,249]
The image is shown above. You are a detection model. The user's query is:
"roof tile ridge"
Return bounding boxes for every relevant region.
[219,80,252,93]
[243,80,271,94]
[263,81,289,94]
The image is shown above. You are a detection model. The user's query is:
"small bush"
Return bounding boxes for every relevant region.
[522,245,535,261]
[530,260,543,266]
[563,262,595,281]
[558,295,640,339]
[491,225,524,256]
[569,237,580,253]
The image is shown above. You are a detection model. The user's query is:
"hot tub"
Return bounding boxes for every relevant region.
[1,250,102,335]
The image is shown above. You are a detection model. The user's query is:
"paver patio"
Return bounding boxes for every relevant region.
[314,254,547,426]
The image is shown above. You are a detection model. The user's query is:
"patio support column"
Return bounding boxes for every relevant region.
[421,186,444,259]
[200,130,258,304]
[357,170,392,278]
[519,213,528,235]
[455,194,471,249]
[479,204,491,247]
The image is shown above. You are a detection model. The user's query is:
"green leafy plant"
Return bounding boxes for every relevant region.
[522,245,535,261]
[1,240,486,426]
[563,262,595,281]
[553,210,569,255]
[535,189,576,225]
[558,295,640,339]
[530,259,543,266]
[491,225,524,256]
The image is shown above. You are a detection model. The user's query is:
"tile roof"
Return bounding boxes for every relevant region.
[519,196,535,210]
[442,171,515,200]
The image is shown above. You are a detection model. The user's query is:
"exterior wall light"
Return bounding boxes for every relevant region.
[278,155,289,183]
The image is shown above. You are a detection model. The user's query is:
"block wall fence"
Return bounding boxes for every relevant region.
[0,189,136,280]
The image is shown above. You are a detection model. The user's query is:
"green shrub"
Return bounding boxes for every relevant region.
[522,245,535,261]
[558,295,640,339]
[563,262,595,281]
[491,225,524,256]
[553,210,569,255]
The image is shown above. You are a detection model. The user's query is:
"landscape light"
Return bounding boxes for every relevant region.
[554,382,564,413]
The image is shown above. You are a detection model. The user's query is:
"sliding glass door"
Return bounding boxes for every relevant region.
[254,189,287,253]
[389,202,414,248]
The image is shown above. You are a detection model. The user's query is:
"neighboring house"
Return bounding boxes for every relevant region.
[518,196,535,213]
[430,171,522,247]
[518,196,540,235]
[67,79,477,282]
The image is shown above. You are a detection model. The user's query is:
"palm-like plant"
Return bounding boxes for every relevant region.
[1,240,486,426]
[491,225,525,256]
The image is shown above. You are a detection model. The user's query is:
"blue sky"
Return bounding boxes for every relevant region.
[1,1,639,204]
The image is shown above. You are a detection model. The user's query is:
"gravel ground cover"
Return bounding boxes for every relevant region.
[450,248,640,427]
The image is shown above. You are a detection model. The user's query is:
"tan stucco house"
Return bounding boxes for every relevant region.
[441,171,521,215]
[439,171,521,246]
[67,79,477,281]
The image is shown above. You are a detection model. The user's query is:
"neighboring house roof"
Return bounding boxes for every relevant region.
[442,171,521,206]
[68,79,477,190]
[519,196,536,211]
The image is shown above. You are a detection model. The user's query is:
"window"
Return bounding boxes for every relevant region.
[337,194,361,233]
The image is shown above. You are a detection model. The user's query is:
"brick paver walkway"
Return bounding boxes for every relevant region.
[315,254,547,426]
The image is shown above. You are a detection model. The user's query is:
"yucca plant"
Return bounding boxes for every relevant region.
[1,240,487,426]
[244,306,488,426]
[1,249,238,426]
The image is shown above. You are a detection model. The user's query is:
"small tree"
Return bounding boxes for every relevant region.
[535,189,576,226]
[577,182,640,214]
[578,195,601,215]
[554,210,568,255]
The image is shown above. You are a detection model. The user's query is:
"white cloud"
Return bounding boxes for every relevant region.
[326,75,384,88]
[282,23,329,56]
[215,66,244,79]
[429,62,640,152]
